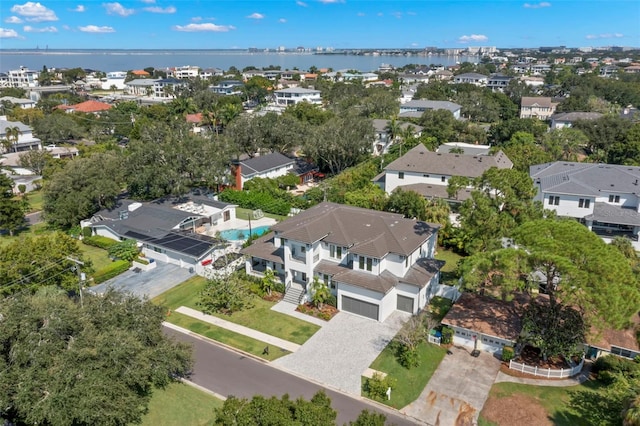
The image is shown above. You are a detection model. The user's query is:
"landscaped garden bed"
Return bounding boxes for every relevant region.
[296,302,338,321]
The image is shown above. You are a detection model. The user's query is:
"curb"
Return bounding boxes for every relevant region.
[180,378,228,401]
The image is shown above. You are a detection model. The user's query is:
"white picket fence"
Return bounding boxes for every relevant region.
[509,357,584,379]
[428,334,441,346]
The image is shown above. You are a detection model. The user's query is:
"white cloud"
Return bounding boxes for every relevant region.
[411,42,419,47]
[103,2,134,17]
[172,23,235,32]
[356,12,365,16]
[144,6,176,13]
[296,1,307,6]
[0,27,20,38]
[586,33,624,39]
[11,2,58,22]
[391,12,402,18]
[191,16,202,22]
[24,25,57,32]
[523,2,551,8]
[458,34,488,43]
[278,18,286,23]
[79,24,115,33]
[73,5,85,12]
[5,16,23,24]
[247,13,264,19]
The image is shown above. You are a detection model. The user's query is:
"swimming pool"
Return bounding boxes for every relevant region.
[219,225,271,241]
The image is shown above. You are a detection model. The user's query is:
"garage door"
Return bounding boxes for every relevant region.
[341,295,379,320]
[397,295,414,313]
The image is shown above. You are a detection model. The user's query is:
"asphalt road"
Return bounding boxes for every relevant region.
[164,326,423,426]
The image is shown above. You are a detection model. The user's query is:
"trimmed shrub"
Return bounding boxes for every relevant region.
[326,294,337,308]
[218,189,291,216]
[396,343,420,369]
[594,354,640,381]
[441,327,454,345]
[134,257,149,265]
[83,236,118,250]
[502,346,515,362]
[365,373,397,402]
[82,227,93,238]
[92,260,130,284]
[273,282,285,294]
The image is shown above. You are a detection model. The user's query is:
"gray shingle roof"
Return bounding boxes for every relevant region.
[585,203,640,227]
[400,100,461,113]
[270,202,439,258]
[455,73,489,80]
[530,161,640,196]
[521,96,555,108]
[0,119,33,134]
[385,143,513,178]
[551,112,603,122]
[238,153,294,177]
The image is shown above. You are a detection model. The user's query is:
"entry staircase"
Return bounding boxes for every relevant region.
[282,283,305,305]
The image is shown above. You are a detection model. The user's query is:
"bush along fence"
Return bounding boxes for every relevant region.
[508,357,585,378]
[92,260,131,284]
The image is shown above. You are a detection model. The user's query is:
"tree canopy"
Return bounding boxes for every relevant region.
[0,288,192,425]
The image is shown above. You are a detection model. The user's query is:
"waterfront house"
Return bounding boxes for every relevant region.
[241,202,445,321]
[273,87,322,107]
[453,73,488,86]
[486,74,513,92]
[7,67,39,88]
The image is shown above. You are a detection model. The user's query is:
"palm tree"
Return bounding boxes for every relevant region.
[5,126,22,153]
[623,394,640,426]
[219,104,241,131]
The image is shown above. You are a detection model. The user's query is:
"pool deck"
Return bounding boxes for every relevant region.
[207,216,277,234]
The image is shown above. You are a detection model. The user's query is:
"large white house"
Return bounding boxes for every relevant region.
[7,67,39,88]
[377,143,513,201]
[531,161,640,247]
[0,117,42,153]
[273,87,322,106]
[231,152,295,189]
[399,100,462,120]
[520,97,559,120]
[241,202,446,322]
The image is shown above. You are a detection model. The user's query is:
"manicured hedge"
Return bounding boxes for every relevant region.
[218,189,291,216]
[83,236,118,250]
[92,260,130,284]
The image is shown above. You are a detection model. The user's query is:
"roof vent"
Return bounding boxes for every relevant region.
[611,184,615,187]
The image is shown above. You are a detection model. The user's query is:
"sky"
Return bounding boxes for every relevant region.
[0,0,638,50]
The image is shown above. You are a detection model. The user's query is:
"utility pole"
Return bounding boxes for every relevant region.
[67,257,85,308]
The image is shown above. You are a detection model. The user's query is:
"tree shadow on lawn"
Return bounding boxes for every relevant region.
[551,382,615,426]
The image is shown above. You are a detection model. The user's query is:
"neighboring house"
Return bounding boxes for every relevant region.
[44,145,79,159]
[530,161,640,247]
[210,80,244,95]
[185,113,208,134]
[101,71,127,90]
[486,74,513,92]
[620,106,640,122]
[325,71,378,82]
[530,63,552,75]
[624,65,640,74]
[7,67,39,88]
[432,70,453,81]
[399,100,462,120]
[453,73,488,86]
[169,65,200,79]
[154,78,186,98]
[84,196,236,268]
[292,158,320,185]
[273,87,322,106]
[587,315,640,360]
[231,152,295,189]
[131,70,151,78]
[519,76,545,88]
[0,96,36,109]
[378,143,513,201]
[600,65,619,78]
[125,78,157,96]
[241,202,445,322]
[520,97,558,120]
[0,117,42,153]
[57,100,112,114]
[372,119,423,156]
[550,111,603,129]
[441,293,524,355]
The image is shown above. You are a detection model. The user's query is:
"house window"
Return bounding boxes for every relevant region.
[609,195,620,203]
[323,274,329,285]
[366,258,373,271]
[405,256,408,267]
[301,272,307,282]
[423,174,430,178]
[337,246,342,258]
[549,196,560,205]
[330,245,342,259]
[579,198,591,208]
[398,172,404,180]
[441,176,446,182]
[301,245,306,253]
[611,346,635,359]
[359,256,364,269]
[280,238,286,246]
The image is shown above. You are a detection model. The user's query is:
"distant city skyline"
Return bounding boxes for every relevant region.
[0,1,638,50]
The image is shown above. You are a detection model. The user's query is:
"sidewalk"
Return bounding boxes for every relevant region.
[494,361,592,387]
[174,306,301,353]
[270,300,328,327]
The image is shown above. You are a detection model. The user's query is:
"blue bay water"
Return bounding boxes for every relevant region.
[0,49,476,73]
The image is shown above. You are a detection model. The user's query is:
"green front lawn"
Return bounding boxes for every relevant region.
[479,381,604,426]
[0,222,50,248]
[166,312,289,361]
[365,342,447,409]
[79,244,114,272]
[142,381,222,426]
[25,190,44,212]
[154,276,320,345]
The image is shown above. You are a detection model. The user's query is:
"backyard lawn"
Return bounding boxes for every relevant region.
[435,247,464,285]
[166,312,289,361]
[479,380,604,426]
[364,341,447,409]
[79,243,113,272]
[141,381,222,426]
[236,207,287,222]
[154,276,320,344]
[25,190,44,212]
[0,222,49,248]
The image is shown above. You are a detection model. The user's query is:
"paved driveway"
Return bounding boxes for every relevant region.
[273,311,409,395]
[88,262,194,300]
[401,345,501,426]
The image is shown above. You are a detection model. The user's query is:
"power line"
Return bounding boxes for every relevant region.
[3,257,71,288]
